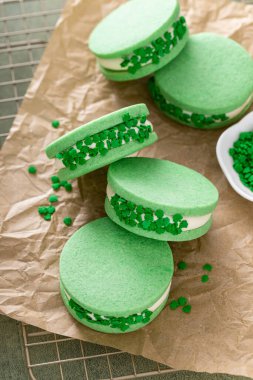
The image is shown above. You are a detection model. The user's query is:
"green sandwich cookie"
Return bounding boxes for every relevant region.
[60,217,173,334]
[89,0,189,81]
[149,33,253,129]
[105,158,219,241]
[45,104,157,181]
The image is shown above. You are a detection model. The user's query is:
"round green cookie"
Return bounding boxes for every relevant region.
[149,33,253,129]
[89,0,189,82]
[105,157,219,241]
[60,217,173,334]
[45,104,157,181]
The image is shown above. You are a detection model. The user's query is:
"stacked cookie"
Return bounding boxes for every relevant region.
[46,103,218,334]
[45,0,253,333]
[89,0,253,129]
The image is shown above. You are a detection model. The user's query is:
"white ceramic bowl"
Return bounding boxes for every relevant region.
[216,112,253,202]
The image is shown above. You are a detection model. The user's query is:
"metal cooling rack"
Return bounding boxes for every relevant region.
[0,0,64,146]
[22,324,174,380]
[0,1,174,379]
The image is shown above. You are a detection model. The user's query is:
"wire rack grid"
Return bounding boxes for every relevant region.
[0,0,64,146]
[0,1,176,379]
[22,323,175,380]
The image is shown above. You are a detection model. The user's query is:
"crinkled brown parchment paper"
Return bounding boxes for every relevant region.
[0,0,253,376]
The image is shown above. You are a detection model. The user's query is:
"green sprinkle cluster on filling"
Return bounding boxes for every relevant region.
[120,16,187,74]
[229,131,253,191]
[56,113,152,171]
[68,298,152,332]
[110,193,188,235]
[148,78,229,128]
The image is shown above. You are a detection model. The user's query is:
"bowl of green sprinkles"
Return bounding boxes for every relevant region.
[216,112,253,202]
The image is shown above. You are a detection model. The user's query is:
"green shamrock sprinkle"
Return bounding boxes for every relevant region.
[55,113,152,171]
[155,209,164,218]
[110,194,187,236]
[148,77,228,129]
[38,206,48,215]
[64,182,73,192]
[178,297,187,306]
[202,263,213,272]
[177,261,187,270]
[182,304,192,314]
[52,120,60,128]
[52,183,61,190]
[49,194,58,203]
[28,165,37,174]
[51,176,60,184]
[48,206,55,214]
[44,214,51,221]
[201,274,209,283]
[229,131,253,192]
[63,217,72,226]
[169,300,179,310]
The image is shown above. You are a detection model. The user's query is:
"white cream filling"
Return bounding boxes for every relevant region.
[63,281,171,320]
[163,93,253,122]
[97,22,178,71]
[55,120,153,170]
[106,185,212,231]
[227,94,253,118]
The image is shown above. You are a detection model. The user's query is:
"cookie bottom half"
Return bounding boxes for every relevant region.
[105,198,213,242]
[60,282,169,334]
[99,32,189,82]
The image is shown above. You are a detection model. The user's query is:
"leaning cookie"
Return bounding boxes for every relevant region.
[149,33,253,129]
[60,217,173,334]
[89,0,189,81]
[45,104,157,180]
[105,158,219,241]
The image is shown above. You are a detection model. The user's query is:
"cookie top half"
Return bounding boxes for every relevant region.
[105,158,218,241]
[107,157,219,216]
[89,0,189,81]
[89,0,179,58]
[45,104,157,181]
[153,33,253,116]
[60,218,173,317]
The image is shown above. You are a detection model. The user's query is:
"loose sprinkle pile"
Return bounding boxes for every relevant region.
[38,205,56,221]
[229,131,253,191]
[169,262,213,312]
[201,262,213,283]
[56,113,152,171]
[51,176,73,192]
[169,297,191,314]
[120,16,187,74]
[52,120,60,129]
[28,165,37,174]
[69,298,152,332]
[148,78,228,129]
[110,193,188,235]
[37,175,73,223]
